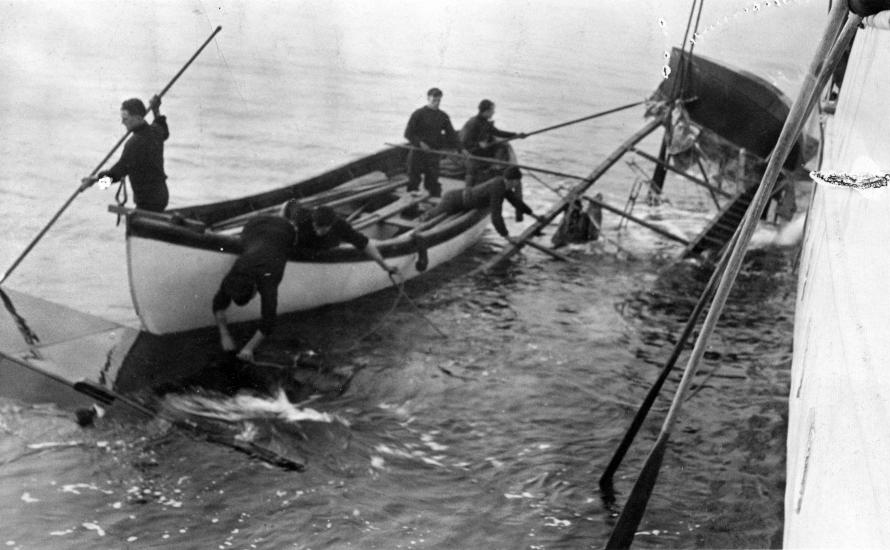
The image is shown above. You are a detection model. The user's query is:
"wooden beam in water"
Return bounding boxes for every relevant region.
[580,196,689,245]
[630,147,733,199]
[476,116,665,271]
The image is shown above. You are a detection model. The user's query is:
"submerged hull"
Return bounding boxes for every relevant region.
[785,17,890,548]
[657,47,812,169]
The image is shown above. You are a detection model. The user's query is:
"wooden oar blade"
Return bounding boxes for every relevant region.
[604,435,670,549]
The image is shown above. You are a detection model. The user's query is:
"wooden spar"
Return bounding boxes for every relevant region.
[630,147,733,199]
[210,178,407,232]
[476,116,665,271]
[352,193,431,231]
[499,100,646,141]
[385,143,593,182]
[604,5,857,548]
[517,239,575,262]
[107,205,206,232]
[580,195,689,245]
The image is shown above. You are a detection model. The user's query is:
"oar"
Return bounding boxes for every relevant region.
[604,5,856,548]
[599,227,739,497]
[0,25,222,287]
[386,142,600,182]
[492,100,646,145]
[514,238,575,262]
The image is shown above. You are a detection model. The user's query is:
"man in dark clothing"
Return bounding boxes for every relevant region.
[81,95,170,211]
[421,166,540,241]
[214,206,399,361]
[213,215,297,362]
[403,87,466,197]
[461,99,526,186]
[286,203,399,274]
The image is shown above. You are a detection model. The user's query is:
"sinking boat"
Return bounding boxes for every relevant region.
[785,4,890,547]
[119,145,510,334]
[654,47,816,169]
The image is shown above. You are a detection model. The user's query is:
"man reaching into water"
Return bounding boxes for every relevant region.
[212,214,297,362]
[213,205,398,361]
[81,95,171,212]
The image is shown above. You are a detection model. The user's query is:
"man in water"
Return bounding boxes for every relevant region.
[403,87,465,197]
[460,99,525,186]
[81,95,170,211]
[421,166,541,242]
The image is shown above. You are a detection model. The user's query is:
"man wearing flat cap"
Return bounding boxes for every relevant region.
[403,87,466,198]
[81,94,170,211]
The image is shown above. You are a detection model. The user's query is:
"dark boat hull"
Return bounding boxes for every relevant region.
[656,47,813,169]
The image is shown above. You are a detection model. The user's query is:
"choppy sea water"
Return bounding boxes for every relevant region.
[0,1,824,548]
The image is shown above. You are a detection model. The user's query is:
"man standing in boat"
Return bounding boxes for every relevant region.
[420,166,541,242]
[460,99,525,186]
[404,87,465,197]
[80,95,170,212]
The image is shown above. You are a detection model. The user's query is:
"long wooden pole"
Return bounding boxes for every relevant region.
[604,6,856,548]
[505,100,645,141]
[630,147,733,199]
[581,195,689,245]
[599,227,738,496]
[0,25,222,286]
[385,142,594,182]
[477,116,664,271]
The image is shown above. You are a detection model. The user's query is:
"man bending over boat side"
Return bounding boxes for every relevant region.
[213,207,399,361]
[420,166,542,243]
[286,204,399,275]
[460,99,525,186]
[213,215,297,362]
[81,96,170,212]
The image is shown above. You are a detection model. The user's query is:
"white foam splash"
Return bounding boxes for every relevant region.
[750,212,806,248]
[26,441,81,450]
[82,523,105,537]
[163,388,342,425]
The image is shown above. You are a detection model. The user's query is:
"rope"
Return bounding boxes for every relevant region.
[114,177,128,226]
[389,273,448,339]
[332,273,447,354]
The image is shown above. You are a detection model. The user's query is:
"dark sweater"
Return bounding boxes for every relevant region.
[101,117,170,211]
[460,115,516,154]
[293,209,369,254]
[212,216,296,336]
[404,106,461,150]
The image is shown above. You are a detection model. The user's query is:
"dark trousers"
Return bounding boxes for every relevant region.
[407,150,441,197]
[420,189,463,221]
[133,183,169,212]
